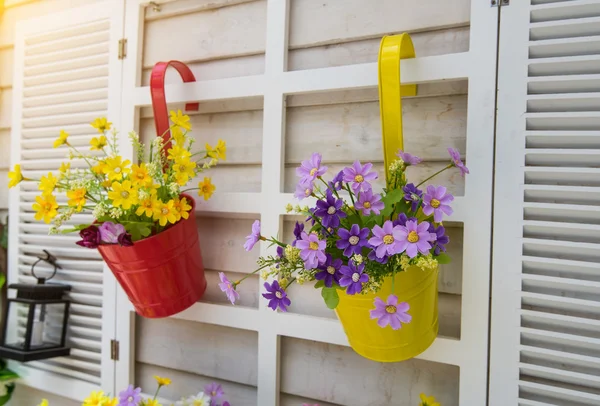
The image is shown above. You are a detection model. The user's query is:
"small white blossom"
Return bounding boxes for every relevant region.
[92,203,108,219]
[109,207,124,219]
[285,203,293,213]
[352,254,364,264]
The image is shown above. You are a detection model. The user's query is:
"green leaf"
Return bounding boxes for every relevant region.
[124,222,151,242]
[321,287,340,309]
[60,224,90,234]
[314,280,325,289]
[0,383,15,406]
[381,188,405,216]
[0,368,19,381]
[436,253,451,264]
[0,273,5,290]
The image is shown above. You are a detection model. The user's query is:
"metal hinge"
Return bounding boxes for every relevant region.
[110,339,120,361]
[118,39,127,59]
[491,0,509,6]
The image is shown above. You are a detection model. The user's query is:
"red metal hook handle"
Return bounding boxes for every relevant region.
[150,60,199,152]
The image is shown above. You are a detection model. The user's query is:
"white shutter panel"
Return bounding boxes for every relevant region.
[491,1,600,406]
[8,2,124,399]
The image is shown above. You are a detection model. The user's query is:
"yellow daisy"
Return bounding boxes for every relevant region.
[90,135,107,151]
[171,125,186,145]
[173,196,192,221]
[146,400,161,406]
[108,181,138,210]
[32,194,58,224]
[130,163,152,187]
[82,391,106,406]
[67,188,87,211]
[90,117,112,134]
[206,139,226,161]
[173,157,196,186]
[153,200,177,227]
[103,156,131,181]
[136,193,158,218]
[198,177,216,201]
[92,160,106,175]
[53,130,69,148]
[420,393,440,406]
[154,375,172,387]
[167,144,192,161]
[59,162,70,173]
[100,397,118,406]
[38,399,49,406]
[169,109,191,130]
[8,164,27,188]
[38,172,58,195]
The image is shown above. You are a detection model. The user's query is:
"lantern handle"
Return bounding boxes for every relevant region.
[31,250,62,284]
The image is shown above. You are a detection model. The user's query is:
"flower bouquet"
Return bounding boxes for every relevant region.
[221,148,467,362]
[8,112,226,318]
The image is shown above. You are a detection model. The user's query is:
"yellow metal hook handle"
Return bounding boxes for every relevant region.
[378,33,417,182]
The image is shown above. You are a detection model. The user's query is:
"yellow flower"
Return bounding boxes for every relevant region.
[197,177,216,201]
[67,188,87,211]
[38,400,49,406]
[92,160,106,175]
[101,179,112,188]
[173,157,196,186]
[91,117,112,134]
[108,181,138,210]
[8,164,26,188]
[136,193,158,218]
[153,200,177,227]
[100,397,118,406]
[420,393,440,406]
[83,391,106,406]
[130,163,152,187]
[59,162,70,173]
[154,375,172,387]
[103,156,131,181]
[173,196,192,221]
[167,144,192,161]
[90,135,107,150]
[171,125,185,145]
[32,194,58,224]
[53,130,69,148]
[145,400,161,406]
[169,109,191,131]
[38,172,58,194]
[206,139,226,161]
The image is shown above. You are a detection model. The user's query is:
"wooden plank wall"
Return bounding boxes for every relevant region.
[136,0,471,405]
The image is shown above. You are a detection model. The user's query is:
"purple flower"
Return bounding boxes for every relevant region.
[429,224,449,256]
[314,190,346,228]
[423,185,454,223]
[403,183,423,212]
[314,255,342,288]
[336,224,370,257]
[98,221,126,244]
[448,147,469,176]
[395,220,436,258]
[370,295,411,330]
[296,152,328,183]
[355,189,384,216]
[342,160,378,193]
[76,225,101,249]
[262,280,291,312]
[205,383,224,399]
[339,261,369,295]
[117,233,133,247]
[396,150,422,166]
[244,220,261,251]
[294,180,314,200]
[367,249,388,264]
[276,246,284,257]
[118,384,142,406]
[291,222,304,247]
[328,170,344,191]
[296,232,327,269]
[368,220,405,258]
[218,272,240,304]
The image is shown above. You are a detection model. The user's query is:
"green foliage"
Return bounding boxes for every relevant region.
[0,383,15,406]
[380,188,405,217]
[314,280,325,289]
[124,222,152,242]
[321,287,340,309]
[59,224,90,234]
[436,253,451,264]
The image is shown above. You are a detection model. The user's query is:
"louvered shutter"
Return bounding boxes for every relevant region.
[7,2,124,399]
[490,1,600,405]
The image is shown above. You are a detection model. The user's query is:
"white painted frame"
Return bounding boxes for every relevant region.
[118,1,498,405]
[7,1,126,399]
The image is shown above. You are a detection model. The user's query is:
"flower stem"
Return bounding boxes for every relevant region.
[235,264,271,285]
[264,237,286,248]
[152,384,162,401]
[416,164,453,188]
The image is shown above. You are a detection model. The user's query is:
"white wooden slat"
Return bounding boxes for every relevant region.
[528,74,600,94]
[23,88,108,109]
[25,29,110,57]
[24,41,110,69]
[23,64,109,88]
[529,36,600,58]
[519,381,600,406]
[527,93,600,111]
[530,16,600,41]
[530,0,600,23]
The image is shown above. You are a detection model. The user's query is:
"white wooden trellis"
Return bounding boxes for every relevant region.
[117,1,498,405]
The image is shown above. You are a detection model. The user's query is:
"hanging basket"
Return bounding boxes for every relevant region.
[335,265,439,362]
[99,61,206,318]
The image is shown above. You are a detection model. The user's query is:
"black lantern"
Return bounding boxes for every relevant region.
[0,250,71,362]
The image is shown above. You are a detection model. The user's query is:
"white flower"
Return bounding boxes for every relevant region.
[352,254,364,264]
[109,207,124,219]
[92,203,108,219]
[138,189,149,201]
[168,182,180,195]
[176,392,211,406]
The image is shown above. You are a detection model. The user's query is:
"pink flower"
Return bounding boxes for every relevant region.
[244,220,261,251]
[218,272,239,304]
[355,189,384,216]
[342,160,378,193]
[367,220,405,258]
[394,220,436,258]
[296,152,328,184]
[396,150,422,166]
[370,295,411,330]
[448,147,469,176]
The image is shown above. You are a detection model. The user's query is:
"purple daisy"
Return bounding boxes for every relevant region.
[368,220,405,258]
[336,224,370,257]
[262,280,291,312]
[205,383,224,400]
[218,272,240,305]
[291,222,304,247]
[296,232,327,269]
[429,223,449,256]
[355,189,385,216]
[395,219,436,258]
[396,150,422,166]
[448,147,469,176]
[314,254,343,287]
[243,220,261,251]
[370,295,411,330]
[328,170,344,191]
[367,249,389,264]
[294,180,314,200]
[314,190,347,228]
[339,261,369,295]
[423,185,454,223]
[403,183,423,212]
[342,160,378,193]
[118,385,142,406]
[296,152,328,183]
